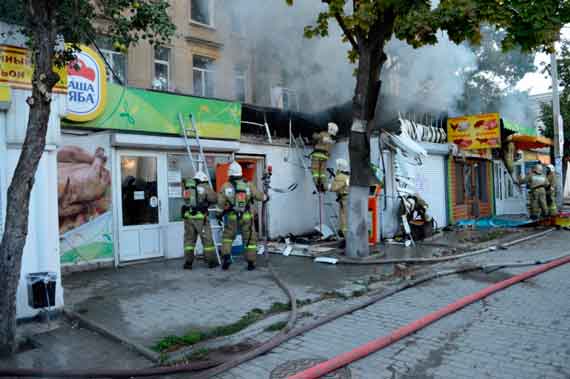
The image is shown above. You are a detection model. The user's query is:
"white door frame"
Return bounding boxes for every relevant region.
[115,149,168,262]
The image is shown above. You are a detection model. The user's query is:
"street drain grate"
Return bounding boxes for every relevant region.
[270,358,351,378]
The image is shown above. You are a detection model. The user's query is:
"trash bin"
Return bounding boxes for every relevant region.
[27,272,57,309]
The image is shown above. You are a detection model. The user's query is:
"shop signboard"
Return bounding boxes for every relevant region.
[63,83,242,140]
[65,45,107,122]
[0,45,67,93]
[447,113,501,150]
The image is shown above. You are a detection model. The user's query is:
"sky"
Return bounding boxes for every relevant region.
[516,28,570,96]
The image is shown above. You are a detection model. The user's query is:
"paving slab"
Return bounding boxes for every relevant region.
[62,255,389,350]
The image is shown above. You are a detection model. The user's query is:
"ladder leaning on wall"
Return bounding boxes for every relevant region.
[177,112,222,265]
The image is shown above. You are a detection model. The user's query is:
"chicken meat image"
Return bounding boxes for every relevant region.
[58,146,111,233]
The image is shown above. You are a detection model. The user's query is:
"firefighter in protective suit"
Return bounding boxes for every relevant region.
[218,162,266,271]
[329,158,350,238]
[546,164,558,216]
[310,122,338,192]
[182,171,218,270]
[522,164,548,219]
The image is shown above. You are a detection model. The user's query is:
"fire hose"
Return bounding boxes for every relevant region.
[2,249,569,378]
[289,254,570,378]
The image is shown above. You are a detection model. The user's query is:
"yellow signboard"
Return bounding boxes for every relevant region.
[0,45,67,93]
[447,113,501,150]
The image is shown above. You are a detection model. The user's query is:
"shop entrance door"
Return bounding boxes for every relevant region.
[117,152,166,262]
[464,161,481,219]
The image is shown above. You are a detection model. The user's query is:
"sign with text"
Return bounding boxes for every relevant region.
[0,45,67,93]
[65,45,107,122]
[447,113,501,150]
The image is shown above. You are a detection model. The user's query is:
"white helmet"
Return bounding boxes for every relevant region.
[547,164,555,172]
[533,164,544,175]
[328,122,339,136]
[336,158,349,172]
[193,171,209,183]
[229,161,243,178]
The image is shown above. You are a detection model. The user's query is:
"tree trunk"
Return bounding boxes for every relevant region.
[345,40,386,258]
[0,0,59,355]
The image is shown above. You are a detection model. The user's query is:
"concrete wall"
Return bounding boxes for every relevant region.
[1,88,66,318]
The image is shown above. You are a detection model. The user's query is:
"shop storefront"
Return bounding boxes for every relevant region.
[447,113,499,222]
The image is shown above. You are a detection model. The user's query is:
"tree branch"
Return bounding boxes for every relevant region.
[322,0,359,51]
[334,12,358,51]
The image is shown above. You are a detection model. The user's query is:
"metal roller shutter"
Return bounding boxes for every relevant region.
[415,155,447,228]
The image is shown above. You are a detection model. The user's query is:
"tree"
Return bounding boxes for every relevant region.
[541,39,570,157]
[0,0,174,354]
[286,0,570,258]
[457,26,536,115]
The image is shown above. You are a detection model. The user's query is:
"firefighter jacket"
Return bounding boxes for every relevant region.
[312,131,335,155]
[524,173,548,190]
[330,171,350,200]
[182,180,217,216]
[217,180,264,215]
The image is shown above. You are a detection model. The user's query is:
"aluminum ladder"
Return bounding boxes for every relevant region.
[178,112,222,265]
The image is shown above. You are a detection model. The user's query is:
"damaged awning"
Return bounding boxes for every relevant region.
[508,134,553,151]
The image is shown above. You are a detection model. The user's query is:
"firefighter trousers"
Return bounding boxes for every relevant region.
[222,211,257,264]
[546,189,558,216]
[529,187,548,219]
[310,152,328,192]
[338,197,348,236]
[184,212,216,266]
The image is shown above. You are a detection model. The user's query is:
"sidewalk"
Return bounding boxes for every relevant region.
[62,226,542,354]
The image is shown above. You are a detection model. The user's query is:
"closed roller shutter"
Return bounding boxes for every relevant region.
[415,155,447,228]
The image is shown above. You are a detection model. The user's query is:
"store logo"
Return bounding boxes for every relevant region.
[65,46,106,122]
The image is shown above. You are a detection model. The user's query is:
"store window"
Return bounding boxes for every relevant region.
[191,0,214,27]
[97,36,127,84]
[167,153,231,222]
[153,46,170,91]
[193,55,215,97]
[234,66,246,102]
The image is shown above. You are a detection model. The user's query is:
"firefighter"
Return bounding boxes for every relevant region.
[329,158,350,239]
[310,122,338,192]
[181,171,218,270]
[218,161,266,271]
[522,164,548,219]
[546,164,558,216]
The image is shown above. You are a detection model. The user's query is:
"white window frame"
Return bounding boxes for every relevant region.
[153,47,171,91]
[193,55,215,97]
[96,36,127,84]
[234,67,247,102]
[282,87,299,111]
[190,0,215,28]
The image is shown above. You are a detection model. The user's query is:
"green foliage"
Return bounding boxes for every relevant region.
[264,321,288,332]
[541,39,570,157]
[286,0,570,60]
[0,0,175,66]
[456,26,536,115]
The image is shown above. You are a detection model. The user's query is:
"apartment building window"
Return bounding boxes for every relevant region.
[230,8,243,35]
[193,55,215,97]
[234,66,246,102]
[191,0,214,27]
[97,36,127,84]
[153,47,170,91]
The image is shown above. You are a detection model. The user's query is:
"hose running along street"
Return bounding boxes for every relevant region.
[289,254,570,379]
[1,242,566,377]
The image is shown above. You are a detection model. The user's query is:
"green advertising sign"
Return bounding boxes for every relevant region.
[63,83,241,140]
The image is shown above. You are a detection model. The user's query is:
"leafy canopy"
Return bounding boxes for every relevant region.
[0,0,175,66]
[541,39,570,156]
[286,0,569,63]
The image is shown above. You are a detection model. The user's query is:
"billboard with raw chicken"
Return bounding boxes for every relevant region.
[57,133,113,265]
[447,113,501,150]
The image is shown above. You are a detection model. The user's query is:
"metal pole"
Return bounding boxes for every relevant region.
[551,51,565,209]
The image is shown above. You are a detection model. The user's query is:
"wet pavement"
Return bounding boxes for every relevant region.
[62,254,390,350]
[0,321,151,373]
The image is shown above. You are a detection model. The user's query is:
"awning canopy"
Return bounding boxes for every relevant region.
[503,119,537,137]
[508,134,553,150]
